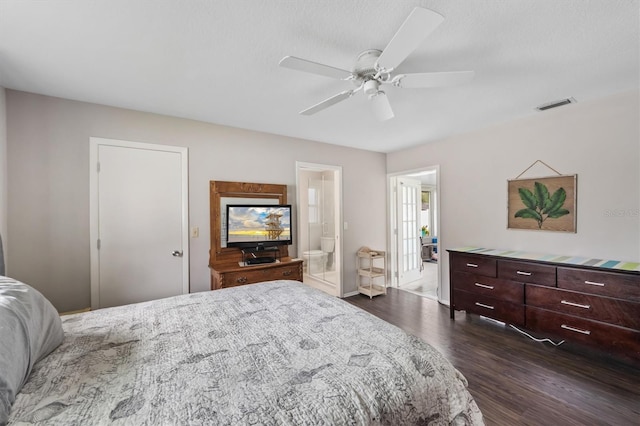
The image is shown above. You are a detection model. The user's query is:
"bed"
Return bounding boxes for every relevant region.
[2,278,483,425]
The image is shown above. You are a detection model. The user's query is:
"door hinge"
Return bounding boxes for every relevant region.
[97,239,101,250]
[97,162,100,173]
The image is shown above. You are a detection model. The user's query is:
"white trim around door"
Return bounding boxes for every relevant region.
[295,161,344,298]
[388,165,443,301]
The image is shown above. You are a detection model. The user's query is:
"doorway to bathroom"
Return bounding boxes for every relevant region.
[296,162,343,297]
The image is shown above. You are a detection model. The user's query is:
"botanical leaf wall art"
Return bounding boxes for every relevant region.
[507,175,577,232]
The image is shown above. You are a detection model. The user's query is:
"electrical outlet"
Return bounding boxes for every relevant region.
[191,227,199,238]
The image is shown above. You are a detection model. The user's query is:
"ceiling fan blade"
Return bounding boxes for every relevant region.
[395,71,475,89]
[279,56,352,80]
[371,92,395,121]
[300,90,354,115]
[376,7,444,72]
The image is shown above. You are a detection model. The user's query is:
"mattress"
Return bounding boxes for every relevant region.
[8,280,483,425]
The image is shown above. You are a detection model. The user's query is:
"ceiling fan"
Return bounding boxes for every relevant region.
[279,7,474,121]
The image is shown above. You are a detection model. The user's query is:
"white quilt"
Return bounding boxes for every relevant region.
[9,280,483,425]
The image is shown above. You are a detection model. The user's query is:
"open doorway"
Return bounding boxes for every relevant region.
[388,166,441,301]
[296,162,343,297]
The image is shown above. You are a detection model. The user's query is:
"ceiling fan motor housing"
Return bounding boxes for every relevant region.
[353,49,382,81]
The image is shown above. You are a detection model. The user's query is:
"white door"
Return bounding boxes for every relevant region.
[90,138,189,309]
[397,177,422,285]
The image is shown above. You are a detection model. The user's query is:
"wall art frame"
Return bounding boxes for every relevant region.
[507,173,577,233]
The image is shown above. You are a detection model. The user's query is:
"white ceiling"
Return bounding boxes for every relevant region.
[1,1,638,153]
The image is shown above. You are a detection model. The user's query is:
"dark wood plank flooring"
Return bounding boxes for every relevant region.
[345,288,640,426]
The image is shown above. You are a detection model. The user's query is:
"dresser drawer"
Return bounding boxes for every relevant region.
[526,285,640,330]
[498,260,556,286]
[261,263,302,282]
[526,307,640,358]
[222,269,266,288]
[452,271,523,304]
[450,253,497,277]
[454,290,524,326]
[557,267,640,302]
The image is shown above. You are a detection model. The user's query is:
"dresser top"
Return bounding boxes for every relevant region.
[449,247,640,273]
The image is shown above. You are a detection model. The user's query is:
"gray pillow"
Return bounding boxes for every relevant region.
[0,277,63,424]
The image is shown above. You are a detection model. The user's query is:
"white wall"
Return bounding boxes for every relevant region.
[388,90,640,303]
[6,90,387,311]
[0,87,6,270]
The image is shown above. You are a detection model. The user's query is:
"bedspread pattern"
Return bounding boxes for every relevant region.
[9,280,483,425]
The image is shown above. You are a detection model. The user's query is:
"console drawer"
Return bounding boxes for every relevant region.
[526,307,640,357]
[222,269,266,288]
[498,260,556,286]
[557,267,640,302]
[452,271,523,304]
[526,285,640,330]
[450,253,497,277]
[261,264,302,282]
[454,289,524,326]
[219,262,302,289]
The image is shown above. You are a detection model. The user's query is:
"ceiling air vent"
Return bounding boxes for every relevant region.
[536,97,576,111]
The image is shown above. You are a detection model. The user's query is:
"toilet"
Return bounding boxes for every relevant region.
[321,237,335,268]
[303,237,335,273]
[321,237,335,253]
[302,250,326,273]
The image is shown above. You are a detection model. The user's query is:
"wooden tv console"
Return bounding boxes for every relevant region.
[210,258,303,290]
[448,247,640,364]
[209,180,303,290]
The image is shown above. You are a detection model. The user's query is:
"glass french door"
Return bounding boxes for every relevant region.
[396,177,422,285]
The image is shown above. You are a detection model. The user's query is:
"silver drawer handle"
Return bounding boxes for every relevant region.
[466,263,478,268]
[475,302,494,310]
[561,324,591,335]
[474,282,494,290]
[561,300,591,309]
[516,271,532,276]
[585,280,605,287]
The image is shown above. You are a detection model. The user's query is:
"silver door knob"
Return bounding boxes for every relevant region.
[172,250,183,257]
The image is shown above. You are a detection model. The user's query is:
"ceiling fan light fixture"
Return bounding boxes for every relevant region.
[363,79,380,96]
[371,91,395,121]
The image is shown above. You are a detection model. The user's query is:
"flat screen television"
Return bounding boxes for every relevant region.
[225,204,292,249]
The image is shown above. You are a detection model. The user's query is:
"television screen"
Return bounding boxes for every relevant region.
[226,204,292,248]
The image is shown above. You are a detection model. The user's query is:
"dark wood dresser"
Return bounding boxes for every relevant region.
[448,248,640,364]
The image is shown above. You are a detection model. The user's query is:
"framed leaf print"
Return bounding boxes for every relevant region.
[507,175,577,232]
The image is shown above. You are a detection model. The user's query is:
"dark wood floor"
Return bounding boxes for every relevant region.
[345,288,640,426]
